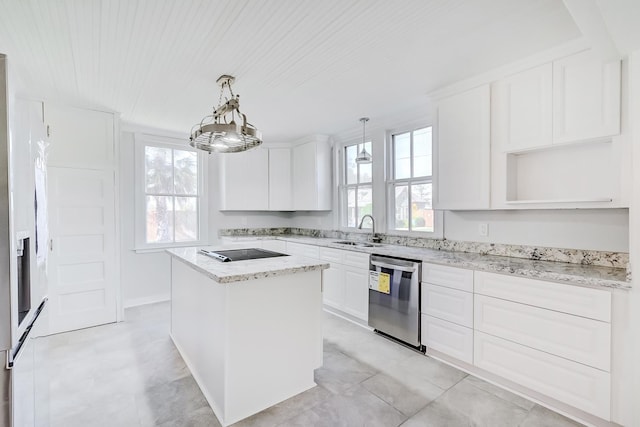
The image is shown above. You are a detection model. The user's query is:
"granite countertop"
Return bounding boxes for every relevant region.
[166,246,329,284]
[222,235,630,290]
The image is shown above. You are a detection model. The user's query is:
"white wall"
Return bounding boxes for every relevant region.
[444,209,629,252]
[119,131,172,307]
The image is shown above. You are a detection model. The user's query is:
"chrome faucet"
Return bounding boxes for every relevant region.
[358,214,381,243]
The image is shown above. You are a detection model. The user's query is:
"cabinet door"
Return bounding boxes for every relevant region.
[291,138,331,211]
[553,51,621,144]
[492,64,552,152]
[322,264,344,310]
[219,148,269,210]
[434,85,490,210]
[268,148,292,210]
[342,266,369,321]
[292,142,317,210]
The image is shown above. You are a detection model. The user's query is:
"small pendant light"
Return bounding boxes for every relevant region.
[355,117,372,164]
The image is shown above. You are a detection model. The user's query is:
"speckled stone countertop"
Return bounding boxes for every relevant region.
[166,246,329,284]
[222,235,630,290]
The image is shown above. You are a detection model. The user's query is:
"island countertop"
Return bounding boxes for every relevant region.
[166,246,329,284]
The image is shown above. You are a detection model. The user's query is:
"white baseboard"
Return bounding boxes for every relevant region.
[123,293,170,308]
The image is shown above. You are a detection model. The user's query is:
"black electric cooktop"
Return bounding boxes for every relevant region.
[199,248,289,262]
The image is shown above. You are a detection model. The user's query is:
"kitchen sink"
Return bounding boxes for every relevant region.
[333,240,382,248]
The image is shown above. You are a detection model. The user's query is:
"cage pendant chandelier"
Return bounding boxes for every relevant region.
[189,75,262,153]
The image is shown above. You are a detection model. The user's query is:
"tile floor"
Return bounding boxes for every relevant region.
[46,302,585,426]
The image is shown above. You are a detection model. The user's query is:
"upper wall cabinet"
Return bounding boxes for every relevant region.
[217,136,331,211]
[292,136,332,211]
[492,63,553,152]
[552,51,621,144]
[434,84,491,210]
[218,148,270,211]
[268,148,292,210]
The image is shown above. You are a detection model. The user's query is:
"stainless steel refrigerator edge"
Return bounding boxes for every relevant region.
[1,53,15,427]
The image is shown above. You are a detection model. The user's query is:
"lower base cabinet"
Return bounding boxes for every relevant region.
[421,314,473,364]
[319,247,369,322]
[474,331,611,420]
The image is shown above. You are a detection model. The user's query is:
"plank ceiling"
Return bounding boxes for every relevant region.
[0,0,581,142]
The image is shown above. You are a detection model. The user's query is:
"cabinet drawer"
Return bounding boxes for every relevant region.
[421,283,473,328]
[474,331,610,420]
[422,314,473,364]
[285,242,319,259]
[319,247,369,269]
[423,264,473,292]
[475,295,610,371]
[474,271,611,321]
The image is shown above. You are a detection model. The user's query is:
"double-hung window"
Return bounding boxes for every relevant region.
[388,127,435,233]
[135,134,207,250]
[341,141,373,228]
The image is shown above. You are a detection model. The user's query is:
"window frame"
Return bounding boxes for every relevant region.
[386,126,443,237]
[134,133,208,252]
[339,140,373,229]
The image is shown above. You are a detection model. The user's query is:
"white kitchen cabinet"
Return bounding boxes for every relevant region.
[322,264,344,310]
[268,148,292,210]
[422,264,474,363]
[285,241,320,259]
[218,148,269,210]
[422,283,473,328]
[422,263,473,292]
[475,294,610,371]
[471,271,612,420]
[475,331,610,420]
[433,84,490,210]
[491,64,552,152]
[318,247,369,322]
[343,266,369,321]
[474,271,611,322]
[291,136,332,211]
[422,314,473,364]
[552,51,621,144]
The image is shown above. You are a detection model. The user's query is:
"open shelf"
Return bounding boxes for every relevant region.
[505,140,614,205]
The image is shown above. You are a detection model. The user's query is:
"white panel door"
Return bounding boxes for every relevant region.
[48,167,116,333]
[46,105,117,334]
[434,84,491,210]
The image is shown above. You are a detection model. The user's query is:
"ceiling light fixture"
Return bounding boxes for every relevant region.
[355,117,372,164]
[189,75,262,153]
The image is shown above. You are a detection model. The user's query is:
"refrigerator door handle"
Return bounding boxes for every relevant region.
[7,298,47,369]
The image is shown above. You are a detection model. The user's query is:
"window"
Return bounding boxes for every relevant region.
[135,135,207,249]
[341,141,373,228]
[388,127,434,233]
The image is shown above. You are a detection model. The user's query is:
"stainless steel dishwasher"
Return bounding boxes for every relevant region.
[368,254,423,350]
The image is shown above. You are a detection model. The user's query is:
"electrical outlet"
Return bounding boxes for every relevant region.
[479,223,489,237]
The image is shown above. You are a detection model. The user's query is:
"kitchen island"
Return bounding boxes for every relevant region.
[166,246,329,426]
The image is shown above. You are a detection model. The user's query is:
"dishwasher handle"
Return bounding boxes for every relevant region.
[370,260,418,273]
